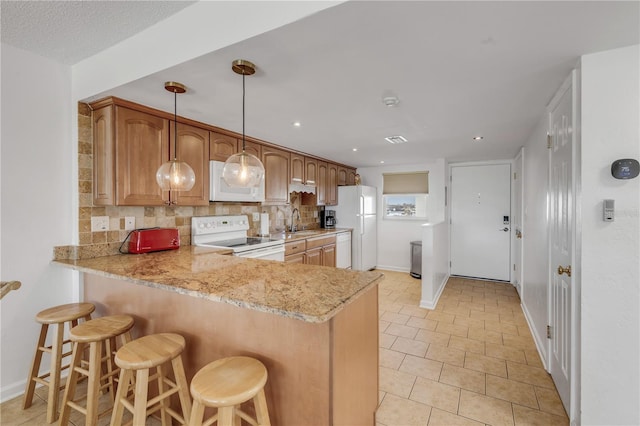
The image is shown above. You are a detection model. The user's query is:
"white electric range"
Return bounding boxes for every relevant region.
[191,215,284,261]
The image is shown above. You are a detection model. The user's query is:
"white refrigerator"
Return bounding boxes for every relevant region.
[333,185,377,271]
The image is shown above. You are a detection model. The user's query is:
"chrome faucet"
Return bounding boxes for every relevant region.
[290,208,300,232]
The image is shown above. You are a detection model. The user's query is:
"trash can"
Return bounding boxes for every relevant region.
[410,240,422,279]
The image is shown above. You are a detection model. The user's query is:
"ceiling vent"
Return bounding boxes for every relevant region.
[385,135,408,144]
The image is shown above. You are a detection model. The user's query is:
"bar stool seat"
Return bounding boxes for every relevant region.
[189,356,271,426]
[59,314,134,426]
[110,333,192,426]
[23,302,95,423]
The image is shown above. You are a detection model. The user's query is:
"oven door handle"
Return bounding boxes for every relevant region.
[235,245,285,259]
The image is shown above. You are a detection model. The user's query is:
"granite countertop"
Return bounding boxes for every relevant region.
[273,228,352,242]
[54,246,382,323]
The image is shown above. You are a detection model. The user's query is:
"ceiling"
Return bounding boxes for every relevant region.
[2,1,638,168]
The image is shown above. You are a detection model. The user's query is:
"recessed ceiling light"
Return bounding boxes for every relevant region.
[380,161,385,164]
[473,136,483,141]
[382,96,400,107]
[292,121,301,127]
[384,135,408,144]
[352,148,358,152]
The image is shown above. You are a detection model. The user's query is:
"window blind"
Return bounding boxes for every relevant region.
[382,171,429,194]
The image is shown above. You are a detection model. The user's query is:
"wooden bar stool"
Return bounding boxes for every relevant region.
[23,302,95,423]
[189,356,271,426]
[59,314,134,426]
[110,333,192,426]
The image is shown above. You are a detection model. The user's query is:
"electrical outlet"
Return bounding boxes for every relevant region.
[124,217,136,231]
[91,216,109,232]
[252,212,260,221]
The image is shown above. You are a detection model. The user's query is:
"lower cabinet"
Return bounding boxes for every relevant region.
[284,234,337,267]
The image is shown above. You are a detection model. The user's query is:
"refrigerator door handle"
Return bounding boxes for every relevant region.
[360,195,365,235]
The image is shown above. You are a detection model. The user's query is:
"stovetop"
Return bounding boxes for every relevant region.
[191,215,283,253]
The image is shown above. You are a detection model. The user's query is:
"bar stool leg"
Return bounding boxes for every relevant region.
[218,407,235,426]
[86,340,103,426]
[23,324,48,410]
[132,368,149,426]
[59,341,85,426]
[171,355,192,422]
[254,388,271,426]
[188,401,205,426]
[45,323,65,423]
[155,364,169,426]
[110,367,133,426]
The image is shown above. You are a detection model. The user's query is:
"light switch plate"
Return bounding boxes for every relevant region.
[252,212,260,221]
[124,217,136,231]
[91,216,109,232]
[313,211,318,218]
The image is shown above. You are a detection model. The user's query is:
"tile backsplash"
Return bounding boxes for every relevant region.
[54,103,321,260]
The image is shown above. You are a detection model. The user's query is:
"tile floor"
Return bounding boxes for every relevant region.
[1,270,568,426]
[376,270,569,426]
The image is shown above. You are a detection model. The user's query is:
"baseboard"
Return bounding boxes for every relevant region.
[376,265,410,273]
[521,302,549,371]
[1,379,27,403]
[419,273,450,310]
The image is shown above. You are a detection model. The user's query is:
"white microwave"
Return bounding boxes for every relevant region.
[209,160,265,202]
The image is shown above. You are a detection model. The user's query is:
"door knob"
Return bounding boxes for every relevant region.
[557,265,572,277]
[516,230,522,239]
[500,227,509,232]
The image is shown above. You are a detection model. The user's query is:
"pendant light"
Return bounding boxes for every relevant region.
[156,81,196,195]
[222,59,265,188]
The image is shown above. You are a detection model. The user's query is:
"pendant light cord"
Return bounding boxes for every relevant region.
[173,91,178,161]
[242,72,246,152]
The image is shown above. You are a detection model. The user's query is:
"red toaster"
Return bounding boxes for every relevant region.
[128,228,180,254]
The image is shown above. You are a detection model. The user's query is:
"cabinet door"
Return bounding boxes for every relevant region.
[285,253,305,264]
[210,132,237,161]
[262,146,290,204]
[305,158,318,186]
[305,247,322,265]
[322,243,336,267]
[316,161,328,205]
[173,122,210,206]
[115,106,168,206]
[347,169,357,185]
[241,140,262,159]
[327,163,338,205]
[291,153,305,184]
[93,106,115,205]
[337,167,347,186]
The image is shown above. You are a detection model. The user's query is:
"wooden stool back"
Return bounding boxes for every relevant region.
[23,302,94,423]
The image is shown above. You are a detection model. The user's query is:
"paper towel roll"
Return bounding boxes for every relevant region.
[259,213,270,236]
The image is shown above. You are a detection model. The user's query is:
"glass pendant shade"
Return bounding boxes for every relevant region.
[156,159,196,191]
[222,151,265,188]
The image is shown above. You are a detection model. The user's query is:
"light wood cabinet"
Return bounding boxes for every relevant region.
[284,252,305,264]
[172,122,210,206]
[347,169,357,185]
[114,106,168,206]
[305,157,318,186]
[322,244,336,268]
[262,146,290,204]
[291,153,305,185]
[305,247,322,265]
[285,234,337,267]
[327,163,338,206]
[337,167,348,186]
[92,103,209,206]
[317,161,328,205]
[241,140,262,159]
[209,132,236,161]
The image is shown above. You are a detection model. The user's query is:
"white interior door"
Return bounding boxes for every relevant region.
[548,73,574,414]
[450,164,511,281]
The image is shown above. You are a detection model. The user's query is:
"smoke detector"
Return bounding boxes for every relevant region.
[385,135,408,144]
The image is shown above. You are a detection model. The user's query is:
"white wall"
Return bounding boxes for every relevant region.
[580,44,639,425]
[358,159,445,271]
[0,45,75,400]
[520,115,551,366]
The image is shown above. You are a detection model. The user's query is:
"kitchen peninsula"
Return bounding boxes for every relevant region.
[55,247,382,425]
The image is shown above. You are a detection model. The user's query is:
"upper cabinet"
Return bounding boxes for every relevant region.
[291,153,305,185]
[327,163,338,206]
[337,167,348,186]
[92,100,209,206]
[262,146,290,204]
[305,158,318,186]
[347,169,357,185]
[316,161,328,205]
[241,140,262,159]
[209,132,237,161]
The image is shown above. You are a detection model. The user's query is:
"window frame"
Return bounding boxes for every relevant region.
[382,193,429,221]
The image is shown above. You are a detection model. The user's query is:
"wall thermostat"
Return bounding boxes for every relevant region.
[611,159,639,179]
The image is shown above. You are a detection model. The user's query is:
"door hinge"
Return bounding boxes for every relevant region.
[547,133,552,149]
[513,264,516,271]
[513,172,517,180]
[547,325,552,339]
[449,261,452,267]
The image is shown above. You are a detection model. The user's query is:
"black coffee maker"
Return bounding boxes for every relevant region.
[321,210,336,228]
